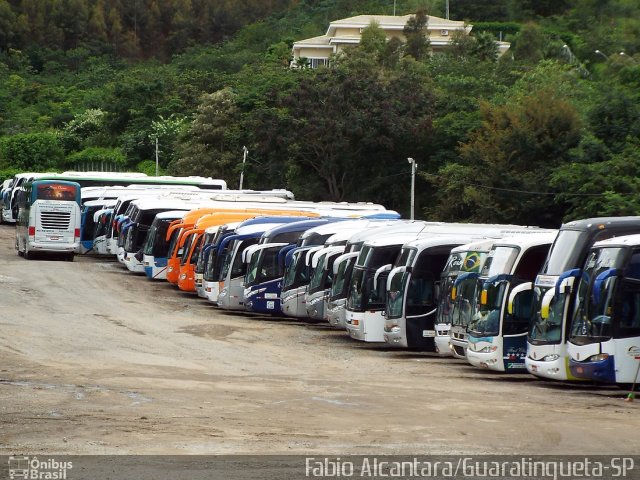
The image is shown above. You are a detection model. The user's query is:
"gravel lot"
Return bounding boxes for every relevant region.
[0,224,638,455]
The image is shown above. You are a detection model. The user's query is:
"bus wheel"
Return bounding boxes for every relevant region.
[66,254,74,262]
[24,248,30,260]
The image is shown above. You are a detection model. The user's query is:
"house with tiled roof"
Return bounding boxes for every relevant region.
[291,14,510,67]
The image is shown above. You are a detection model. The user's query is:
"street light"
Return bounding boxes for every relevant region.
[594,49,609,60]
[407,157,417,220]
[620,52,638,64]
[239,146,248,190]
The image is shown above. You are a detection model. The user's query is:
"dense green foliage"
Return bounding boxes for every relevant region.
[1,0,640,226]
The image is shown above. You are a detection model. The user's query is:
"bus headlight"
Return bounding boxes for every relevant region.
[542,354,560,362]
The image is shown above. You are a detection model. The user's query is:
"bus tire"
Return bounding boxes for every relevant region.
[66,254,74,262]
[24,248,30,260]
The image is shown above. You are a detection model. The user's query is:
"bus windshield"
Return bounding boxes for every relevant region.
[468,278,510,337]
[282,250,301,290]
[569,247,624,344]
[452,275,480,328]
[540,229,587,275]
[331,256,355,300]
[308,252,329,293]
[246,246,282,287]
[386,270,408,319]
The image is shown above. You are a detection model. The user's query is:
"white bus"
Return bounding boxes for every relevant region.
[15,179,81,261]
[567,234,640,386]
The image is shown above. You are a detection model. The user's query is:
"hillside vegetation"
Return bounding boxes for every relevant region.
[1,0,640,226]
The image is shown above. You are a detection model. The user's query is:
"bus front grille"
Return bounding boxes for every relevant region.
[40,211,71,230]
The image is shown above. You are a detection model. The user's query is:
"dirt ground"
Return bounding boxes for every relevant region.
[0,225,638,456]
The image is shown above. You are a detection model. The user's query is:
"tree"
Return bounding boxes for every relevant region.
[587,86,640,154]
[173,88,241,183]
[550,140,640,220]
[59,108,106,153]
[87,1,109,44]
[403,10,430,61]
[0,1,17,51]
[512,22,548,63]
[360,21,387,59]
[428,90,582,226]
[149,114,187,170]
[277,54,435,207]
[0,132,64,171]
[473,31,499,62]
[65,146,126,170]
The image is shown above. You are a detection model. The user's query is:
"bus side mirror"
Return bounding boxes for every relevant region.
[556,275,575,295]
[507,282,532,315]
[592,268,619,304]
[539,288,556,319]
[373,264,392,290]
[510,288,534,320]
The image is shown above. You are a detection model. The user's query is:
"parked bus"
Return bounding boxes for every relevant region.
[195,224,240,297]
[433,240,495,356]
[280,220,379,319]
[214,218,314,309]
[194,213,317,296]
[33,172,227,190]
[305,245,347,320]
[15,179,81,260]
[91,207,115,255]
[177,212,270,292]
[567,234,640,386]
[79,199,117,253]
[324,221,423,329]
[383,234,484,349]
[4,173,52,223]
[163,197,322,285]
[526,217,640,381]
[142,210,190,280]
[346,223,541,343]
[122,198,195,274]
[465,233,556,372]
[243,219,335,314]
[166,206,317,287]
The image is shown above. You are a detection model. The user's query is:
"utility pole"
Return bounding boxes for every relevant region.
[239,146,248,190]
[446,0,450,19]
[408,158,417,220]
[155,137,159,176]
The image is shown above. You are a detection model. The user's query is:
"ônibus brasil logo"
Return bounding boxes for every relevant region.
[8,456,73,479]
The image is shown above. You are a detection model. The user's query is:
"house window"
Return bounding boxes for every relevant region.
[309,58,328,68]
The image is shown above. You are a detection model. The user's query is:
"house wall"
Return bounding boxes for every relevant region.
[333,27,361,37]
[296,47,333,59]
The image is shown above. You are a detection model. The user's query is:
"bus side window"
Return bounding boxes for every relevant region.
[624,252,640,280]
[618,282,640,331]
